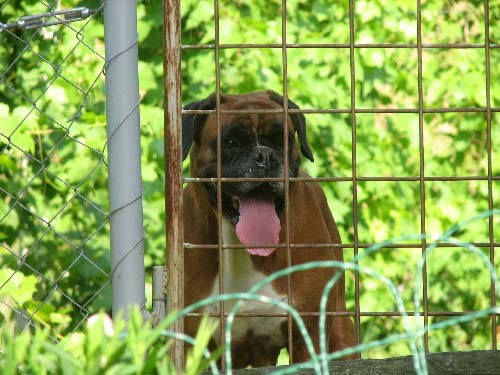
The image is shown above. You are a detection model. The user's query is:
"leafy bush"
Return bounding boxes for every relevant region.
[0,307,219,374]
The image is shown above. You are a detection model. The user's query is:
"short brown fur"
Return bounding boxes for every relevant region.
[182,91,357,368]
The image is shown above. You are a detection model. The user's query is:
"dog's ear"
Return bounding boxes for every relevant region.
[266,90,314,162]
[182,94,217,161]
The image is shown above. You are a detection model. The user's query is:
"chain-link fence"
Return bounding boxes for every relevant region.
[0,2,113,336]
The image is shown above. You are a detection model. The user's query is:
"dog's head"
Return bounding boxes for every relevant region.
[182,90,314,255]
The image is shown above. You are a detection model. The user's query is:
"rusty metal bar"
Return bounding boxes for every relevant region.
[183,176,500,183]
[183,243,500,250]
[164,0,184,368]
[483,0,497,351]
[180,42,500,50]
[182,107,500,115]
[185,310,488,318]
[213,0,226,367]
[416,0,429,353]
[349,0,361,347]
[280,0,294,363]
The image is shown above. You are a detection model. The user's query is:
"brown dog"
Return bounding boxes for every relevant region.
[182,90,356,368]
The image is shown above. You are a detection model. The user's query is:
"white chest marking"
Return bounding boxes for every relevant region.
[205,218,287,347]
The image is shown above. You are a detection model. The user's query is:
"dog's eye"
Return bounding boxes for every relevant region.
[222,138,236,148]
[260,132,294,146]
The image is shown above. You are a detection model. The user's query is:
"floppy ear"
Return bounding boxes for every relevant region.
[182,94,217,161]
[266,90,314,162]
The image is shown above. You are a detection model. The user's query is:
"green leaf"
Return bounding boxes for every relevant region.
[185,315,220,375]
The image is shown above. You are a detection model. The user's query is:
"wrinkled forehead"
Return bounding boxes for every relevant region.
[202,97,293,137]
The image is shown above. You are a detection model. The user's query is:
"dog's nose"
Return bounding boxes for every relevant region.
[254,146,272,168]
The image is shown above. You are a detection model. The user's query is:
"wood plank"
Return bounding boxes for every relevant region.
[217,350,500,374]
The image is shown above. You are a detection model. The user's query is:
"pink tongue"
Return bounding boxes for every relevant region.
[235,196,281,256]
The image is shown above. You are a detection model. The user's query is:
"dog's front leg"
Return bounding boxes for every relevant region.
[288,316,321,364]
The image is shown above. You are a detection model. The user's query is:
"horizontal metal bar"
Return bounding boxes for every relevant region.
[185,311,500,318]
[181,42,500,50]
[183,176,500,183]
[184,242,500,250]
[182,107,500,115]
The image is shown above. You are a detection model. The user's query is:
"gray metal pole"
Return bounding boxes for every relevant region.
[104,0,146,318]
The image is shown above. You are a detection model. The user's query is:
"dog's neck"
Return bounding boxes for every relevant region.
[206,217,287,350]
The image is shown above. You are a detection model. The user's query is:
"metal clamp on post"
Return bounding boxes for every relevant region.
[0,7,97,32]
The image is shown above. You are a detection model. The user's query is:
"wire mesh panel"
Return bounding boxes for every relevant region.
[166,0,500,369]
[0,2,110,336]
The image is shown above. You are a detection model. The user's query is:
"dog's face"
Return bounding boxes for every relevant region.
[182,90,314,255]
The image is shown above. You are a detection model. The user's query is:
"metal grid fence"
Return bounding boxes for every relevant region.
[0,2,111,335]
[165,0,500,370]
[1,0,499,371]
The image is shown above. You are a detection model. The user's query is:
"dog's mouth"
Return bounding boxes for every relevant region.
[232,184,283,257]
[205,182,283,257]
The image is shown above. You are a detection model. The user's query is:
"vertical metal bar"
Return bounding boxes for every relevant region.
[416,0,429,352]
[348,0,361,346]
[483,0,497,350]
[213,0,225,367]
[152,266,167,326]
[104,0,146,318]
[164,0,184,368]
[280,0,293,363]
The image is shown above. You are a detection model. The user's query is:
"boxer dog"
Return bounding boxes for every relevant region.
[182,90,356,368]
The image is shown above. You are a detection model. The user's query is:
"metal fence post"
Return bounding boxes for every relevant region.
[104,0,146,318]
[164,0,184,368]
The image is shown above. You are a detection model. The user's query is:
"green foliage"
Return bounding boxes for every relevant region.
[1,0,499,363]
[185,316,222,375]
[1,0,111,335]
[0,307,220,374]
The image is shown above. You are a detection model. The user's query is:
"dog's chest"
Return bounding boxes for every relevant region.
[205,219,288,348]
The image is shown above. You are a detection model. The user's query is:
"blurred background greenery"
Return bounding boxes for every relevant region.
[1,0,499,360]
